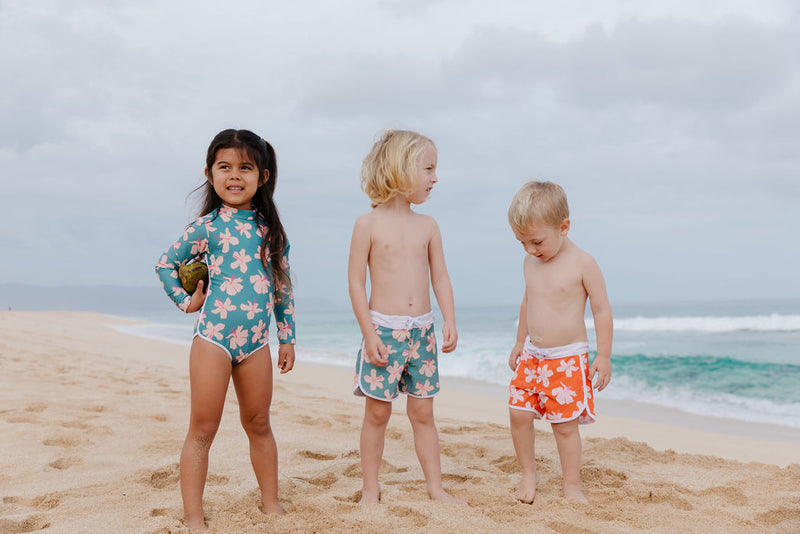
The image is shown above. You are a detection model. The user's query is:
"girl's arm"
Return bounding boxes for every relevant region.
[428,219,457,353]
[155,219,208,312]
[347,215,388,366]
[272,242,296,346]
[583,254,613,391]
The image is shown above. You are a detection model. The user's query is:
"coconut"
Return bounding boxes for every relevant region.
[178,263,209,293]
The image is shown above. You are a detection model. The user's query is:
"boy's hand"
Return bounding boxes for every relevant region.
[185,280,207,313]
[590,356,612,391]
[278,343,295,374]
[363,333,389,366]
[441,322,458,353]
[508,341,524,371]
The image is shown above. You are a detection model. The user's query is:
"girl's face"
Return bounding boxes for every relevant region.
[205,147,266,210]
[407,144,438,204]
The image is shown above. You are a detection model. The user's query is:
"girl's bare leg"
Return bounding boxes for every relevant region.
[359,396,392,503]
[551,419,587,502]
[231,346,285,514]
[181,339,232,530]
[509,408,539,503]
[406,396,464,504]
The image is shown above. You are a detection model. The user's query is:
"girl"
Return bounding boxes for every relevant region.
[155,129,295,529]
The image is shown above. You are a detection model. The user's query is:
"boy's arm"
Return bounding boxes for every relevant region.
[584,255,613,391]
[509,290,528,370]
[428,219,457,353]
[347,216,388,366]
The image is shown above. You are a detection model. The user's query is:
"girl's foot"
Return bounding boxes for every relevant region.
[429,487,467,506]
[359,487,381,504]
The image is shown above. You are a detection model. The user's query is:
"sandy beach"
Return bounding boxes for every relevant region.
[1,311,798,533]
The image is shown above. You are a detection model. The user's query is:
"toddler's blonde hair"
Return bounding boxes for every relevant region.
[361,130,435,207]
[508,181,570,232]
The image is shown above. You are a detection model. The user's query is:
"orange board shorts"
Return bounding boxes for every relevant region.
[508,338,596,424]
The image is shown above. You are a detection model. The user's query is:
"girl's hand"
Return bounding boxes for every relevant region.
[589,356,612,391]
[278,343,295,374]
[508,342,524,371]
[363,333,389,367]
[441,322,458,353]
[185,280,207,313]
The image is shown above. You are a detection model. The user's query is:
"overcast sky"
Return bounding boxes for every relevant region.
[1,0,798,308]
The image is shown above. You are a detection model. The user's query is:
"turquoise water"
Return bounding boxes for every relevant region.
[125,299,800,428]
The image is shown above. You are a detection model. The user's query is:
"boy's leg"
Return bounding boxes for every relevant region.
[406,396,464,504]
[508,407,539,503]
[360,396,392,503]
[550,419,588,502]
[181,338,232,529]
[231,346,284,515]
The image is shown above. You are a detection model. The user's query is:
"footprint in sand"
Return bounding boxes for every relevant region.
[42,435,80,448]
[143,464,180,489]
[302,472,339,489]
[697,485,747,506]
[580,466,627,489]
[388,505,429,527]
[49,456,81,470]
[0,515,51,533]
[297,450,338,461]
[441,443,488,459]
[755,506,800,528]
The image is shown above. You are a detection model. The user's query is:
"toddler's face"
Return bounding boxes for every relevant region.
[206,148,264,210]
[407,144,438,204]
[514,219,569,262]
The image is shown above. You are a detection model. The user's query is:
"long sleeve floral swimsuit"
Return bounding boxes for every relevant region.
[156,206,295,364]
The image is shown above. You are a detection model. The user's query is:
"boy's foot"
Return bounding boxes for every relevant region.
[359,487,381,504]
[260,501,287,515]
[563,483,588,503]
[428,488,467,506]
[516,472,540,504]
[182,516,207,531]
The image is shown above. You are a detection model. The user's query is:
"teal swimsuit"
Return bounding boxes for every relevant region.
[156,206,295,364]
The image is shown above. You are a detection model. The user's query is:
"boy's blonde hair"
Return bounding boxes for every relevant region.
[508,181,570,232]
[361,129,435,207]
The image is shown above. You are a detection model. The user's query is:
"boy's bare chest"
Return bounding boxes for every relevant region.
[525,262,584,298]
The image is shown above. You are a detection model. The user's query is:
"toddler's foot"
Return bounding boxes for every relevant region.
[359,487,381,504]
[516,471,540,504]
[182,516,207,531]
[260,500,287,515]
[563,483,588,503]
[428,487,467,506]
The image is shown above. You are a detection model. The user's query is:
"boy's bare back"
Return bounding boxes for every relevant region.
[350,205,440,317]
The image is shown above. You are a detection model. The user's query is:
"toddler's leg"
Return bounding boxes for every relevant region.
[181,339,232,530]
[232,346,284,515]
[360,396,392,503]
[406,396,464,504]
[551,419,588,502]
[509,408,539,503]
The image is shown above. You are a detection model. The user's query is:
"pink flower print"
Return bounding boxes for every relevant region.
[281,302,295,318]
[426,333,436,353]
[276,320,292,341]
[386,361,403,384]
[207,254,224,276]
[235,220,253,238]
[218,206,235,222]
[509,386,525,404]
[211,297,237,319]
[231,249,252,273]
[227,325,248,350]
[220,276,243,296]
[383,390,394,399]
[557,358,579,378]
[190,238,208,256]
[202,321,225,341]
[156,255,171,269]
[571,401,586,418]
[549,410,565,420]
[419,359,436,378]
[403,340,421,361]
[363,370,385,391]
[182,226,195,241]
[249,273,270,294]
[257,223,267,237]
[523,366,537,384]
[552,383,576,405]
[240,301,262,320]
[217,228,240,253]
[202,218,217,233]
[391,329,410,342]
[414,379,435,396]
[251,319,267,344]
[537,364,554,387]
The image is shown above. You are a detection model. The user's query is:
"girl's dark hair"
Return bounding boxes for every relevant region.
[197,129,290,291]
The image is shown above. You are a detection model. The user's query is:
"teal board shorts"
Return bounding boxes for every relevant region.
[353,311,440,401]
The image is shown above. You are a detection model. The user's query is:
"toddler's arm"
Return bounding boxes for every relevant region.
[429,220,457,353]
[509,292,528,370]
[347,216,388,366]
[584,256,612,391]
[155,219,208,312]
[272,243,296,346]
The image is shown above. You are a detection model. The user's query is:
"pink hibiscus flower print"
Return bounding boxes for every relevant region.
[235,220,253,238]
[537,364,554,387]
[220,276,243,296]
[201,322,225,341]
[251,319,267,343]
[218,206,235,222]
[227,325,248,350]
[250,274,270,294]
[207,254,224,276]
[182,226,195,241]
[190,238,208,256]
[523,366,538,384]
[211,297,237,319]
[240,301,262,320]
[231,249,252,273]
[363,370,385,391]
[217,228,240,253]
[276,321,292,341]
[552,383,576,405]
[386,361,403,384]
[413,380,435,396]
[509,385,525,404]
[556,358,579,378]
[391,329,410,342]
[419,359,436,378]
[202,218,217,233]
[426,333,436,353]
[403,340,421,361]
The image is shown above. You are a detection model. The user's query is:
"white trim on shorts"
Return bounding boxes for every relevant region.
[523,338,589,360]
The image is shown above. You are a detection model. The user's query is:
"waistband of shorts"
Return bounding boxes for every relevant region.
[370,310,434,330]
[523,338,589,359]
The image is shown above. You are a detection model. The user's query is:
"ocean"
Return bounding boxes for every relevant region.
[120,298,800,429]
